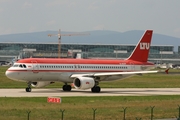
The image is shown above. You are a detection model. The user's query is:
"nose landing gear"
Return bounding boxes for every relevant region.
[26,82,32,92]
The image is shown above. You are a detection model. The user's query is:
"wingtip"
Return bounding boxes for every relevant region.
[165,68,170,74]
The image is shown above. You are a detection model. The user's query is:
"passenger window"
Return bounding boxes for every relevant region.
[19,64,23,68]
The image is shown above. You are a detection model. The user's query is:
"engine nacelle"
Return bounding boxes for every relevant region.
[31,82,54,88]
[73,77,95,90]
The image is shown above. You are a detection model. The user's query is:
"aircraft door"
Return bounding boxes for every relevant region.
[131,62,135,71]
[31,61,39,73]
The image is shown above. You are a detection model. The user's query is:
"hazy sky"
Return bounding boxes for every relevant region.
[0,0,180,38]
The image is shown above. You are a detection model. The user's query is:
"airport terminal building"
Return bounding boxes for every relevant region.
[0,42,179,64]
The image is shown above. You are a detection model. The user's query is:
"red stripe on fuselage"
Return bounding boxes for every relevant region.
[16,58,154,65]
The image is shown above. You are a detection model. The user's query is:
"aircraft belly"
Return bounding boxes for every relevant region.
[31,72,73,82]
[18,72,57,82]
[35,73,58,81]
[17,71,73,83]
[58,72,73,83]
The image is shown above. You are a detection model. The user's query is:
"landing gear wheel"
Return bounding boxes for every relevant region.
[62,85,72,91]
[26,82,32,92]
[26,87,31,92]
[91,86,101,93]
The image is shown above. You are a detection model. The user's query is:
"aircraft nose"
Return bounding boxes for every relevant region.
[6,70,11,79]
[5,70,15,80]
[5,70,24,82]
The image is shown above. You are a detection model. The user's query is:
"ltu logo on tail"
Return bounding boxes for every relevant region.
[140,42,150,50]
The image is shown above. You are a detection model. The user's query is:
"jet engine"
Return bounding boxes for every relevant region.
[73,77,95,90]
[31,82,54,88]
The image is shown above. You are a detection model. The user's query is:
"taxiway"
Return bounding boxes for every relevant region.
[0,88,180,97]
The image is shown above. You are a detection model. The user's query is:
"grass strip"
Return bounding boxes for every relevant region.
[0,96,180,120]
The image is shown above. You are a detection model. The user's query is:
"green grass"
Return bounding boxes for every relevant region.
[0,96,180,120]
[1,67,180,119]
[1,66,180,88]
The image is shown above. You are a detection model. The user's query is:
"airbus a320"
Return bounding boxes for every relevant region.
[5,30,157,93]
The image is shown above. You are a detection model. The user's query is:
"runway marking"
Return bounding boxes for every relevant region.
[0,88,180,97]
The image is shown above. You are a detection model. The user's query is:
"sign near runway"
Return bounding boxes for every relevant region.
[47,97,61,103]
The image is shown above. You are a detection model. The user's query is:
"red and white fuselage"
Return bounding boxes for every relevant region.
[6,58,155,82]
[5,30,156,93]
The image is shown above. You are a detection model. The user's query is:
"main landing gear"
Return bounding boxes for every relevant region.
[62,84,72,91]
[91,80,101,93]
[91,86,101,93]
[26,82,32,92]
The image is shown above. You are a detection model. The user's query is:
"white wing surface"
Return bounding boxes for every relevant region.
[70,70,158,78]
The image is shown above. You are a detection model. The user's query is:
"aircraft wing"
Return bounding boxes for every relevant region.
[70,70,158,78]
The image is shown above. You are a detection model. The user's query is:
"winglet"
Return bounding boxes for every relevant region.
[157,68,170,74]
[127,30,153,62]
[165,68,170,74]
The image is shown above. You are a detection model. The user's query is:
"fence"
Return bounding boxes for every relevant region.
[24,106,180,120]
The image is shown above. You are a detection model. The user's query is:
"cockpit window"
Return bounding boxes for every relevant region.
[13,64,27,68]
[18,64,27,68]
[13,64,19,67]
[23,64,26,68]
[19,64,23,68]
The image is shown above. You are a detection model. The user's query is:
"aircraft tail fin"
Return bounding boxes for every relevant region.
[126,30,153,62]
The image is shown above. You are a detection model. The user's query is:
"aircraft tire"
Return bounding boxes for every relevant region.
[91,86,101,93]
[66,85,72,91]
[25,87,31,92]
[62,85,72,91]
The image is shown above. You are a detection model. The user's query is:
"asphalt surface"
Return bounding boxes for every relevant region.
[0,88,180,97]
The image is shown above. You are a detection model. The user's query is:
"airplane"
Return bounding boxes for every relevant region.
[5,30,158,93]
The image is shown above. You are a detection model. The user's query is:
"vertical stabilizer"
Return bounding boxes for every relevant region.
[126,30,153,62]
